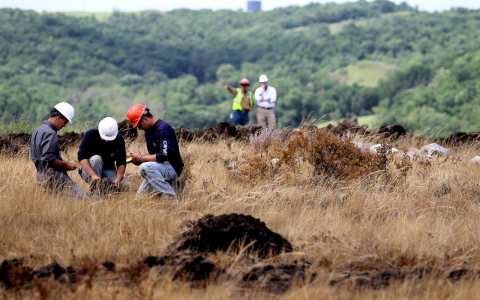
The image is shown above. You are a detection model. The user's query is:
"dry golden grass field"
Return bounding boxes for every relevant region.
[2,126,480,299]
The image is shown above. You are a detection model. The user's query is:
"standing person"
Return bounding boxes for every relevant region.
[29,102,88,200]
[254,74,277,128]
[77,117,130,196]
[225,78,254,126]
[126,104,184,199]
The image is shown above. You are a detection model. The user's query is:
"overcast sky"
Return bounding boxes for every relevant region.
[0,0,479,13]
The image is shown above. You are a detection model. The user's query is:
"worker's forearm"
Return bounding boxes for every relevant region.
[50,159,69,170]
[79,159,98,177]
[116,165,126,178]
[226,85,237,95]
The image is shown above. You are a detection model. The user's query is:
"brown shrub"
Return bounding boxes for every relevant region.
[239,128,386,182]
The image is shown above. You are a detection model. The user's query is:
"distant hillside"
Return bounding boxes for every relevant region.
[0,2,479,135]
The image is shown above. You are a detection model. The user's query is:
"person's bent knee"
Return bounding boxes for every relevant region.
[139,162,157,177]
[89,155,103,168]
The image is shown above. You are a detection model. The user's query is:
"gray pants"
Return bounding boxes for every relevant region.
[137,161,178,198]
[80,155,130,196]
[256,107,276,128]
[37,170,89,200]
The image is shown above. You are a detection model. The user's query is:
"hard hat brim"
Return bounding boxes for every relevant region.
[99,132,117,141]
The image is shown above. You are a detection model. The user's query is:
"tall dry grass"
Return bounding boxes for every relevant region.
[2,130,480,299]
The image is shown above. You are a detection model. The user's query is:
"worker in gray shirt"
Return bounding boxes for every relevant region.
[30,102,88,200]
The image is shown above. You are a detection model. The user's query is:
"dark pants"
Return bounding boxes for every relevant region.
[230,110,249,126]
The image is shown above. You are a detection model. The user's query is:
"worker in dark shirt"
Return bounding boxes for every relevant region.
[30,102,88,200]
[126,104,184,198]
[77,117,130,196]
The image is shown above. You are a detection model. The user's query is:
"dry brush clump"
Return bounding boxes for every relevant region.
[241,127,388,184]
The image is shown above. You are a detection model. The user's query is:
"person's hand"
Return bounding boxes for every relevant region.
[114,176,122,188]
[91,174,101,187]
[224,85,229,89]
[130,152,143,165]
[65,161,77,171]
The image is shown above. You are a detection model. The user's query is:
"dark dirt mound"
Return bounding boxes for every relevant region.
[143,252,218,285]
[329,267,478,289]
[241,264,308,294]
[167,213,293,258]
[325,117,372,136]
[0,259,33,288]
[2,258,480,294]
[437,132,480,146]
[118,119,138,140]
[378,124,407,140]
[57,131,84,149]
[175,121,262,143]
[5,133,30,146]
[0,137,21,155]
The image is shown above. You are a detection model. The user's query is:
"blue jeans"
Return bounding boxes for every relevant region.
[137,161,178,198]
[80,155,130,195]
[230,110,249,126]
[37,170,89,201]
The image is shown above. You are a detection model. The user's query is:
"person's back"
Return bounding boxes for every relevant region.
[78,128,126,170]
[77,118,130,196]
[30,121,64,174]
[30,102,88,200]
[144,119,184,176]
[126,104,184,199]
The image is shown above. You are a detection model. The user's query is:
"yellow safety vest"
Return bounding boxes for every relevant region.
[232,88,253,111]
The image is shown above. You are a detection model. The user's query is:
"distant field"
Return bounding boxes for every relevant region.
[332,60,393,87]
[329,11,412,34]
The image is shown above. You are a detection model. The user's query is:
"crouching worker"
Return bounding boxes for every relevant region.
[77,117,130,196]
[30,102,89,200]
[126,104,184,199]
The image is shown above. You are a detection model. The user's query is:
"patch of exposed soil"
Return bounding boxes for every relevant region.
[241,264,309,294]
[142,253,219,286]
[167,213,293,258]
[118,119,138,140]
[2,258,479,294]
[0,137,21,155]
[175,121,263,142]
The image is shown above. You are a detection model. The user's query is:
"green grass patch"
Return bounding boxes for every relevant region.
[329,11,412,34]
[332,60,392,87]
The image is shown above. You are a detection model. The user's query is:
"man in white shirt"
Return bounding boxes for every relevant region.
[254,74,277,128]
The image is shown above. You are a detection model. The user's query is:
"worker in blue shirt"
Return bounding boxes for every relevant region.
[77,117,130,196]
[126,104,184,199]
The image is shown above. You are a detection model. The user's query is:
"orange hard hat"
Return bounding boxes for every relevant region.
[126,104,147,128]
[239,78,250,86]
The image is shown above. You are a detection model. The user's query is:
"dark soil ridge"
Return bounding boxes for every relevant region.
[0,118,477,155]
[1,257,477,294]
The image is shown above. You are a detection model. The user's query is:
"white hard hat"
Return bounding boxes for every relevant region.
[98,117,118,141]
[54,102,74,124]
[259,74,269,82]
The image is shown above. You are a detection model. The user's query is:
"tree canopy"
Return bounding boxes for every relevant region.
[0,1,479,135]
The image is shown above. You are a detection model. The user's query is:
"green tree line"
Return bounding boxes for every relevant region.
[0,1,479,135]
